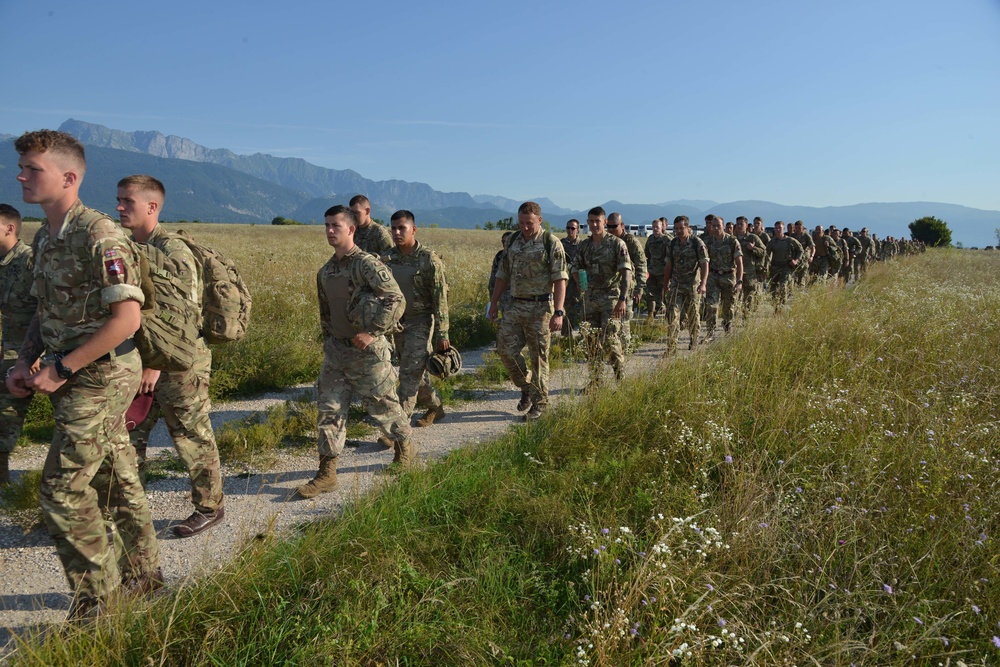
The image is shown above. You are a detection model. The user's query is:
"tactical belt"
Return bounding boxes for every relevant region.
[513,294,553,302]
[710,268,735,275]
[59,338,136,362]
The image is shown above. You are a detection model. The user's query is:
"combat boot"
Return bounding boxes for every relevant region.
[0,451,9,485]
[296,455,339,498]
[415,405,445,428]
[396,438,416,468]
[516,387,531,412]
[377,434,394,449]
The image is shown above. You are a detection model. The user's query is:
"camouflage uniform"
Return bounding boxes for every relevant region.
[735,232,765,318]
[844,234,863,282]
[834,236,851,281]
[644,233,670,317]
[617,232,646,352]
[384,241,449,417]
[573,235,631,383]
[810,232,836,281]
[495,230,568,408]
[766,235,804,308]
[791,231,815,286]
[32,200,159,600]
[316,245,409,456]
[703,233,742,335]
[664,235,709,351]
[857,233,875,276]
[354,222,393,256]
[129,225,223,514]
[0,240,37,454]
[560,235,582,333]
[488,247,512,317]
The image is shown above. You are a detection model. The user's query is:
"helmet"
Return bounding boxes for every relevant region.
[426,347,463,379]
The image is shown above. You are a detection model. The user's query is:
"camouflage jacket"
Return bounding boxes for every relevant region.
[32,200,145,353]
[496,229,568,298]
[835,238,850,267]
[644,234,671,274]
[766,236,804,272]
[665,236,709,288]
[735,233,765,280]
[792,231,815,259]
[144,225,202,307]
[858,235,874,259]
[354,222,393,256]
[560,236,582,267]
[844,235,863,260]
[572,234,631,293]
[383,240,449,344]
[705,233,742,274]
[618,232,647,293]
[0,240,36,354]
[317,245,403,341]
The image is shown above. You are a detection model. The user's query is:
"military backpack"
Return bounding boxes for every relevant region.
[133,243,202,372]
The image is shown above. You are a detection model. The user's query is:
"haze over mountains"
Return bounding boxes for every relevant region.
[1,120,997,246]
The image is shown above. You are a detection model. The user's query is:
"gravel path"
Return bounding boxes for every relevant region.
[0,334,682,650]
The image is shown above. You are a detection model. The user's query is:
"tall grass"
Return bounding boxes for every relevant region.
[10,250,1000,666]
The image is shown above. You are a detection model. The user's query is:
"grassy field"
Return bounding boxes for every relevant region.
[10,249,1000,665]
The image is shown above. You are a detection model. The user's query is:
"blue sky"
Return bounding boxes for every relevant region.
[2,0,999,213]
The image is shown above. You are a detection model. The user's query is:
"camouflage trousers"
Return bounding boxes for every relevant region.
[643,273,665,317]
[580,290,625,383]
[665,282,701,351]
[41,348,159,600]
[562,280,582,336]
[739,275,761,320]
[840,258,855,283]
[704,272,737,333]
[497,299,553,407]
[810,256,831,282]
[794,258,810,286]
[768,268,796,309]
[317,336,410,458]
[393,316,442,418]
[130,343,223,513]
[0,353,33,453]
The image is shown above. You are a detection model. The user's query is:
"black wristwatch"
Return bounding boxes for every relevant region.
[54,356,75,380]
[553,309,565,317]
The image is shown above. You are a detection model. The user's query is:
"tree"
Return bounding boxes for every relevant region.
[908,216,952,247]
[994,227,1000,246]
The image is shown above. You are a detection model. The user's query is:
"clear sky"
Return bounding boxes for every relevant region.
[2,0,999,212]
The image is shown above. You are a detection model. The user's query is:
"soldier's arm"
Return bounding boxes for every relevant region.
[431,256,450,348]
[317,270,334,339]
[363,259,404,337]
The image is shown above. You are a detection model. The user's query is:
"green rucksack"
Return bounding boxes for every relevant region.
[134,243,202,372]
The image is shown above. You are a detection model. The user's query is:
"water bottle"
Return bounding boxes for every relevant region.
[578,270,589,291]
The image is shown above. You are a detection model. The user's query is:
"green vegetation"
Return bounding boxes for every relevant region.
[0,469,43,532]
[908,215,952,247]
[13,250,999,665]
[270,216,304,225]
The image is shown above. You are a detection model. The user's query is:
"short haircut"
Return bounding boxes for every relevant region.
[15,129,86,175]
[390,209,415,225]
[704,214,715,222]
[118,174,165,200]
[324,205,359,227]
[673,215,690,227]
[501,231,514,243]
[566,218,580,227]
[794,220,804,226]
[349,194,370,208]
[736,216,748,224]
[588,206,606,219]
[0,203,22,235]
[753,217,763,224]
[774,220,785,228]
[607,212,623,224]
[518,201,542,217]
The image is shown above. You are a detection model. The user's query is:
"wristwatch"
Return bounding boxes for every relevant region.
[553,309,565,317]
[54,357,75,380]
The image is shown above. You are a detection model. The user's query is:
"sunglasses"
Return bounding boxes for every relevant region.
[606,224,620,229]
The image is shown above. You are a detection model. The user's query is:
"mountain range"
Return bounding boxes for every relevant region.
[1,119,997,247]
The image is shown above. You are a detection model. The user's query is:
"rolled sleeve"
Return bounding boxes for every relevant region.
[101,283,145,308]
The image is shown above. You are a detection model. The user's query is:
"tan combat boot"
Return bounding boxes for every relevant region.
[0,451,9,485]
[415,405,445,428]
[396,438,416,468]
[296,455,338,498]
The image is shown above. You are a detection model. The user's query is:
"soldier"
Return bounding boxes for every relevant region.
[383,210,450,427]
[572,207,631,385]
[830,227,850,283]
[560,219,583,335]
[842,228,863,283]
[790,221,814,287]
[298,205,413,499]
[662,216,708,353]
[857,227,875,276]
[8,130,160,617]
[488,231,514,320]
[643,218,671,318]
[733,217,765,320]
[702,215,743,338]
[349,194,393,255]
[0,204,37,484]
[765,221,804,310]
[117,175,225,537]
[606,212,645,351]
[488,202,567,420]
[810,225,836,282]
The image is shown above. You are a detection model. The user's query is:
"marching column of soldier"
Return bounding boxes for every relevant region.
[1,129,921,621]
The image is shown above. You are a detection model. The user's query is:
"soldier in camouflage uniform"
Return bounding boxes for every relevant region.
[0,204,37,484]
[571,207,631,386]
[489,202,567,420]
[765,221,804,310]
[488,232,514,320]
[790,221,815,287]
[643,218,671,318]
[299,206,413,498]
[830,227,850,283]
[734,217,765,320]
[663,216,709,353]
[607,212,645,352]
[856,228,875,276]
[560,219,582,335]
[809,225,836,282]
[117,176,225,538]
[384,210,450,427]
[753,218,772,277]
[349,194,393,255]
[842,228,863,283]
[9,130,160,617]
[702,215,743,338]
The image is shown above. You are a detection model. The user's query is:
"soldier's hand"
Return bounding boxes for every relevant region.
[25,364,66,396]
[698,282,707,295]
[549,314,563,332]
[613,300,627,319]
[352,332,375,350]
[437,339,451,352]
[5,362,33,398]
[138,368,161,395]
[487,302,499,321]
